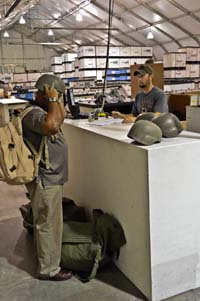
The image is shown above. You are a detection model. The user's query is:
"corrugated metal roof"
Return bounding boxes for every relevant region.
[0,0,200,59]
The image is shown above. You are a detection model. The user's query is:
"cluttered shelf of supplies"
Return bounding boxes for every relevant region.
[79,101,133,114]
[67,78,133,114]
[164,78,200,121]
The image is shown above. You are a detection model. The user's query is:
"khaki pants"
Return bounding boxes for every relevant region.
[26,181,63,278]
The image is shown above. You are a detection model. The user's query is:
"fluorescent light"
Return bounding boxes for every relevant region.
[3,31,9,38]
[38,42,63,45]
[147,31,154,39]
[48,29,54,36]
[76,13,83,22]
[19,16,26,24]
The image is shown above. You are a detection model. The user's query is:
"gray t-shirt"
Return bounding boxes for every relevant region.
[22,106,68,186]
[131,86,168,116]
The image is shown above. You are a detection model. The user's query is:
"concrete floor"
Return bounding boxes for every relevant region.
[0,181,199,301]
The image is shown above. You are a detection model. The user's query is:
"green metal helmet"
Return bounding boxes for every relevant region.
[127,120,162,146]
[135,112,156,122]
[152,113,183,138]
[35,74,65,93]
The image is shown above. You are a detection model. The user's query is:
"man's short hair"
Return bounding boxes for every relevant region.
[134,64,153,76]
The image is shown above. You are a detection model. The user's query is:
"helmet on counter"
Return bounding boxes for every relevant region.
[35,74,66,93]
[135,112,156,122]
[152,113,183,138]
[127,120,162,146]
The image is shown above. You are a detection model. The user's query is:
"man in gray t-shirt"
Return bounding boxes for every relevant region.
[112,64,168,123]
[22,74,72,282]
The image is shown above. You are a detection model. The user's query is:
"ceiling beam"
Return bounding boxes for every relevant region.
[32,27,120,31]
[4,0,22,18]
[136,0,200,46]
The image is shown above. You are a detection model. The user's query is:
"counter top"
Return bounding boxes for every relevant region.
[0,98,28,104]
[64,118,200,150]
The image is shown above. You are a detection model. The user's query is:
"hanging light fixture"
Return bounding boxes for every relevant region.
[76,13,83,22]
[48,29,54,36]
[53,13,61,19]
[3,31,9,38]
[19,16,26,24]
[147,27,154,39]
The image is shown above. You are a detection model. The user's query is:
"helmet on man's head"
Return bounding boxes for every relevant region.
[35,74,65,93]
[127,120,162,146]
[152,113,183,138]
[135,112,156,122]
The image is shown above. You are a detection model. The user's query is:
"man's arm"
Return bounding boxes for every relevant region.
[111,111,136,123]
[42,84,65,135]
[57,98,66,120]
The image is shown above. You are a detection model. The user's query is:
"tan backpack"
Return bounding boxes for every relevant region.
[0,106,48,185]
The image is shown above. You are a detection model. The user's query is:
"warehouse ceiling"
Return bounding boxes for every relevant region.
[0,0,200,60]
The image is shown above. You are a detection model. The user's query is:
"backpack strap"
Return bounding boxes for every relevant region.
[24,136,49,176]
[21,106,50,171]
[88,244,101,280]
[75,243,102,283]
[75,217,102,282]
[20,105,36,119]
[7,122,28,172]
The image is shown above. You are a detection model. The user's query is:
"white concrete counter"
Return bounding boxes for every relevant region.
[62,118,200,301]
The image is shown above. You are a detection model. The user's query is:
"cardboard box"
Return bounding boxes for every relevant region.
[186,106,200,132]
[141,47,152,57]
[119,47,131,57]
[175,70,187,78]
[13,73,28,83]
[74,57,79,68]
[163,52,186,68]
[14,65,26,73]
[164,70,176,78]
[178,47,199,62]
[130,58,146,65]
[78,46,96,57]
[96,58,106,68]
[1,73,14,83]
[75,68,79,78]
[61,53,77,62]
[131,47,142,57]
[51,65,63,73]
[119,59,130,68]
[109,47,119,57]
[96,46,107,57]
[79,70,96,77]
[96,70,103,80]
[27,73,41,82]
[51,56,62,65]
[79,58,96,69]
[188,64,200,78]
[108,58,119,68]
[63,62,73,72]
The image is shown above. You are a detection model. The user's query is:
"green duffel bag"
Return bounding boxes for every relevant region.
[61,221,104,281]
[61,210,126,282]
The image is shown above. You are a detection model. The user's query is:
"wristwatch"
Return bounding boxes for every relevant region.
[48,97,57,103]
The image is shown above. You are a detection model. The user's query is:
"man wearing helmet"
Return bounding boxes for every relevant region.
[112,64,168,123]
[22,74,72,281]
